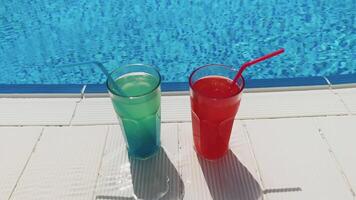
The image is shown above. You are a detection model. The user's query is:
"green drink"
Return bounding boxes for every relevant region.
[107,64,161,159]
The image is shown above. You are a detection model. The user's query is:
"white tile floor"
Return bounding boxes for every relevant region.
[0,87,355,200]
[0,98,78,126]
[0,127,42,200]
[331,88,356,114]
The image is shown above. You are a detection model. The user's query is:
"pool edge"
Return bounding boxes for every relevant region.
[1,73,355,97]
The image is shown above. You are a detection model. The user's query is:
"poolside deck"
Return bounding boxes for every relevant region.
[1,87,356,200]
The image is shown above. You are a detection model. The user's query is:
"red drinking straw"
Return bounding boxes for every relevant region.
[232,48,285,84]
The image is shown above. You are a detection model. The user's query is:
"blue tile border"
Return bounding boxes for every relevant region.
[245,76,328,88]
[162,82,189,92]
[85,84,107,93]
[0,84,84,94]
[326,73,356,85]
[1,74,355,94]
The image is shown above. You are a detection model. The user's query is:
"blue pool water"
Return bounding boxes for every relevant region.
[0,0,355,84]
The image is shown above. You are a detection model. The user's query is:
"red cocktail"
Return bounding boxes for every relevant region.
[189,64,245,160]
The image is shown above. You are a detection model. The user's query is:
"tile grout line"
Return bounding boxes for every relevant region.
[241,121,268,200]
[68,85,86,126]
[1,112,355,128]
[323,76,353,116]
[312,119,356,198]
[176,123,184,200]
[7,128,45,200]
[69,96,84,126]
[91,125,110,200]
[239,113,352,121]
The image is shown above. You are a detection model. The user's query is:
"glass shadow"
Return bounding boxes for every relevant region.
[198,150,263,200]
[96,147,184,200]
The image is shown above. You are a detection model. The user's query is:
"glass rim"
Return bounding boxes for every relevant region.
[189,64,245,99]
[106,63,161,98]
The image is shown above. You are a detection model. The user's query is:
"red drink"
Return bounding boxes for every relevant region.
[190,66,244,160]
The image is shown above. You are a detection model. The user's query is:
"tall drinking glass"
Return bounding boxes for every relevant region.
[107,64,161,159]
[189,64,245,160]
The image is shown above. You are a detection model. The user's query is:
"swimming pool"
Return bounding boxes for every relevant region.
[0,0,355,84]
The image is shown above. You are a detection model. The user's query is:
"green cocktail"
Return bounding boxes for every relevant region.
[107,64,161,159]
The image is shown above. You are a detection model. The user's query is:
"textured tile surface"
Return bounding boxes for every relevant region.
[244,118,354,200]
[71,98,117,125]
[332,88,356,114]
[315,116,356,194]
[10,126,108,200]
[238,89,348,119]
[1,88,351,126]
[0,98,77,126]
[0,127,42,200]
[161,95,191,122]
